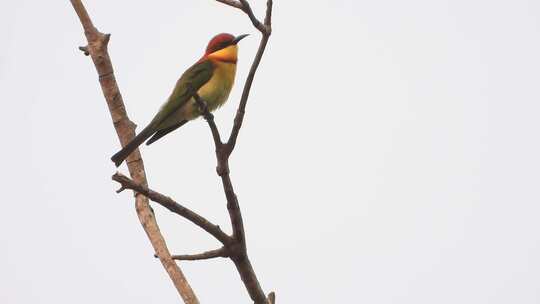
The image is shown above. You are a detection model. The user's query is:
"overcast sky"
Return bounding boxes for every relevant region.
[1,0,540,303]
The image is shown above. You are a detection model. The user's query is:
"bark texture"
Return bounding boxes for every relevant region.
[70,1,198,303]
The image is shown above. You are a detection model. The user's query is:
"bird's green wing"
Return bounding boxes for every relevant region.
[151,59,215,127]
[145,120,188,145]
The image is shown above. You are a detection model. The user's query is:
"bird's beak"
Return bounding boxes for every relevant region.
[233,34,249,44]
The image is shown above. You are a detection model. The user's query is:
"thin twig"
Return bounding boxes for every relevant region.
[112,172,232,245]
[264,0,273,28]
[226,33,270,153]
[215,0,243,9]
[267,292,276,304]
[69,1,199,303]
[238,0,267,33]
[198,1,274,302]
[171,247,229,261]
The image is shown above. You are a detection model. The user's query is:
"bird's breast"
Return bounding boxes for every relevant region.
[170,61,237,122]
[197,61,236,111]
[156,60,237,129]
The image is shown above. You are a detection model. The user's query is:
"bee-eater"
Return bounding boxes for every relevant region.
[111,33,248,167]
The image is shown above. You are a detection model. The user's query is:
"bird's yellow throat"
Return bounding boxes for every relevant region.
[208,45,238,63]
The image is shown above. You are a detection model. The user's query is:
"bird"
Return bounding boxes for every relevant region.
[111,33,248,167]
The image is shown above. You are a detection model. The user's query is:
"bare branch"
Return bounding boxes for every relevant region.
[215,0,243,9]
[112,172,232,245]
[70,2,199,302]
[267,292,276,304]
[203,1,274,303]
[170,247,229,261]
[264,0,273,28]
[226,0,273,154]
[226,34,270,152]
[237,0,267,33]
[216,0,269,33]
[70,0,95,33]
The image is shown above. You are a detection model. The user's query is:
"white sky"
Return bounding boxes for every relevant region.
[1,0,540,303]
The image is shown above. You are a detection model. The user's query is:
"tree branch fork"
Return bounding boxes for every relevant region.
[112,171,246,260]
[72,0,274,303]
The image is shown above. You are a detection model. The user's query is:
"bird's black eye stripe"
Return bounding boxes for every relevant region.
[218,41,233,51]
[209,39,234,53]
[221,42,230,49]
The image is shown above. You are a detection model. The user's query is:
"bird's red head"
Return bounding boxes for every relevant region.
[205,33,249,54]
[206,33,235,54]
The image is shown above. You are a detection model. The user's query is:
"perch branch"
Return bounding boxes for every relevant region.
[193,93,223,149]
[194,1,275,303]
[69,1,198,303]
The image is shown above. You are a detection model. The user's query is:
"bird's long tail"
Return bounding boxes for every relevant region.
[111,125,155,167]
